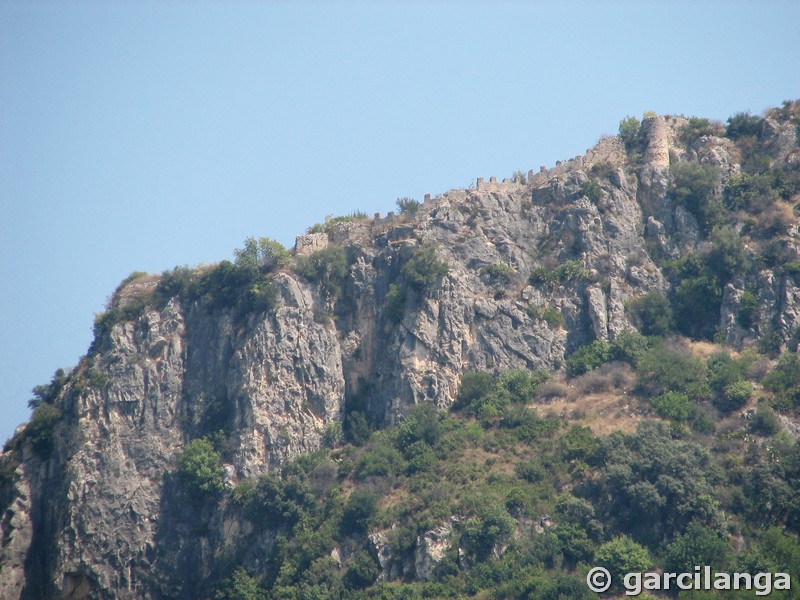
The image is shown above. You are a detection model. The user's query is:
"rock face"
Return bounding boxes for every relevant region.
[1,108,799,598]
[414,522,453,580]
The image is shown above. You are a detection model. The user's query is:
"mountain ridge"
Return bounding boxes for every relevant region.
[2,102,800,599]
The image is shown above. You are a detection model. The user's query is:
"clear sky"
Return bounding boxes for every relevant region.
[1,1,798,444]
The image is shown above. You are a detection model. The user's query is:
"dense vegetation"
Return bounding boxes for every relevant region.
[189,341,800,598]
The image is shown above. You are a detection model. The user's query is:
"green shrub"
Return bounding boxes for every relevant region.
[294,245,348,300]
[558,260,590,281]
[666,254,722,340]
[343,411,371,446]
[715,380,753,413]
[461,501,516,560]
[541,307,563,327]
[726,111,763,141]
[636,344,707,398]
[529,267,557,285]
[498,369,548,403]
[591,161,616,179]
[454,369,548,420]
[724,172,780,211]
[668,162,723,232]
[651,392,693,422]
[395,403,442,451]
[92,287,155,344]
[396,197,421,216]
[527,305,563,327]
[214,568,267,600]
[484,263,515,281]
[762,352,800,394]
[579,180,603,203]
[176,437,225,497]
[195,260,253,310]
[595,536,651,590]
[23,403,62,459]
[344,551,380,589]
[680,117,723,144]
[566,340,612,378]
[28,369,67,409]
[738,290,758,328]
[781,259,800,275]
[404,440,437,474]
[665,522,731,573]
[384,283,407,324]
[455,372,495,410]
[234,237,292,273]
[154,266,196,306]
[0,451,21,492]
[560,425,602,465]
[355,446,405,479]
[242,279,278,314]
[618,116,642,153]
[625,291,673,337]
[706,226,750,282]
[402,245,448,292]
[340,489,378,534]
[530,260,589,286]
[241,473,314,529]
[690,406,716,434]
[750,404,780,436]
[609,330,653,367]
[706,353,744,394]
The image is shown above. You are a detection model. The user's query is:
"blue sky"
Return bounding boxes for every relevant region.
[1,1,798,443]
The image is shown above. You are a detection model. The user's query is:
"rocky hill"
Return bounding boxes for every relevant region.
[2,102,800,599]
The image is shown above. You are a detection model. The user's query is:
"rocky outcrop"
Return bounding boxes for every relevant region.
[414,522,453,580]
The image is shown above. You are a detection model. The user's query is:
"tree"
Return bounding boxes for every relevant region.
[651,392,693,422]
[512,170,527,184]
[665,522,731,573]
[636,344,707,397]
[340,490,378,535]
[595,536,650,589]
[738,290,758,328]
[344,552,380,589]
[706,226,749,283]
[294,245,348,300]
[619,116,642,153]
[235,237,292,273]
[455,372,495,410]
[672,272,722,340]
[726,111,763,140]
[384,283,407,324]
[402,245,448,292]
[566,340,611,377]
[214,568,267,600]
[177,438,225,497]
[626,291,673,337]
[462,501,516,560]
[24,403,62,459]
[609,330,653,367]
[750,403,780,435]
[29,368,67,409]
[396,197,421,216]
[395,403,441,451]
[668,162,723,232]
[715,380,753,413]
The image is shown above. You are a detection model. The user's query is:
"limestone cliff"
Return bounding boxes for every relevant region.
[1,105,799,598]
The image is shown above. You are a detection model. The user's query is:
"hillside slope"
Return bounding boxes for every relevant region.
[1,102,800,599]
